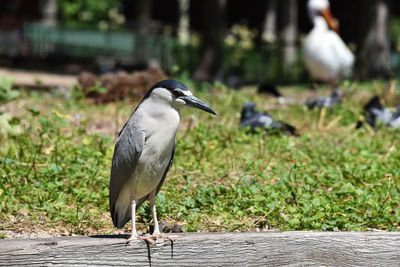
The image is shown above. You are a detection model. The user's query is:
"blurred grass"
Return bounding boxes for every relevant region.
[0,80,399,237]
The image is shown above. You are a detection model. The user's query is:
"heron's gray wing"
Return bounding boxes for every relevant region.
[109,114,144,228]
[136,143,175,208]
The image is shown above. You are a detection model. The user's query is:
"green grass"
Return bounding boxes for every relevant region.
[0,81,399,237]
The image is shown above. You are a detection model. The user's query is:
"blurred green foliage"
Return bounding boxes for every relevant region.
[59,0,125,30]
[0,113,22,154]
[391,17,400,52]
[0,77,19,104]
[224,24,258,70]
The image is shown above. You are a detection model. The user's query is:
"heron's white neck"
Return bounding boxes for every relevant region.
[139,95,181,120]
[137,96,181,143]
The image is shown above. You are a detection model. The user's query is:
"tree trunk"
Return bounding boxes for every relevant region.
[193,0,226,82]
[356,0,391,80]
[40,0,58,26]
[133,0,153,67]
[178,0,190,46]
[262,0,278,44]
[279,0,298,82]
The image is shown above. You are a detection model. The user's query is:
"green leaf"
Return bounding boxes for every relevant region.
[313,212,324,220]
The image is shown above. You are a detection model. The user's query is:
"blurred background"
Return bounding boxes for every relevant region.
[0,0,398,85]
[2,0,400,238]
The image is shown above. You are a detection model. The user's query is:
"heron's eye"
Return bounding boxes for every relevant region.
[172,89,183,97]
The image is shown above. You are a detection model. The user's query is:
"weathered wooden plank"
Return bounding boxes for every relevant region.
[0,231,399,266]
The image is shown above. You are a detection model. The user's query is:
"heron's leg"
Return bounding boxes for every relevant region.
[127,199,139,242]
[131,199,138,236]
[126,198,157,246]
[146,190,182,243]
[149,190,161,235]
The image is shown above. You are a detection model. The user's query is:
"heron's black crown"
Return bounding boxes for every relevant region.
[140,79,190,102]
[151,79,189,92]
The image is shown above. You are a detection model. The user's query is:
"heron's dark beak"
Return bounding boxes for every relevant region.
[180,95,217,116]
[319,7,339,34]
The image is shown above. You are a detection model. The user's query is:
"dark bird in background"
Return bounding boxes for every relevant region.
[240,101,297,135]
[358,96,400,129]
[257,83,282,97]
[306,87,340,109]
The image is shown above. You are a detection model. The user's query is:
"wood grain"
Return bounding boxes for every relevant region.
[0,231,399,266]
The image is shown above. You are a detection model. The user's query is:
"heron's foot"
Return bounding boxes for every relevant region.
[126,234,156,246]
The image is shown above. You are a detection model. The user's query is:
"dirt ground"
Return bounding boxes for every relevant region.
[0,67,76,88]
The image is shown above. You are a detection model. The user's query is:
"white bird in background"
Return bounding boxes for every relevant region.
[302,0,354,86]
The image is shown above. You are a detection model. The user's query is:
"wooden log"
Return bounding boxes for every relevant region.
[0,231,399,266]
